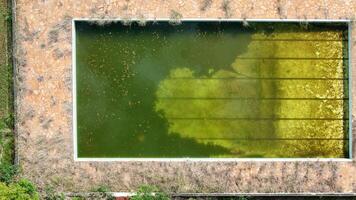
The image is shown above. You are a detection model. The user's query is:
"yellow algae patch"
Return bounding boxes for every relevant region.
[155,27,348,158]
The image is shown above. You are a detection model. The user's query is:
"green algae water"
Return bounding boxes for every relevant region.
[75,21,349,158]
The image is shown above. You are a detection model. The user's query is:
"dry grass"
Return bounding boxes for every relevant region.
[221,0,231,18]
[200,0,212,11]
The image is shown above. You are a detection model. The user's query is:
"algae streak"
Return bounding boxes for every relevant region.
[155,24,348,158]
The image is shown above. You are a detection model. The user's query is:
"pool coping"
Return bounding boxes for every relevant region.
[72,18,353,162]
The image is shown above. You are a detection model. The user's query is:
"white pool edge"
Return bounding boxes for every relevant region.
[73,18,352,22]
[110,192,356,197]
[348,20,353,159]
[72,20,78,161]
[75,158,353,162]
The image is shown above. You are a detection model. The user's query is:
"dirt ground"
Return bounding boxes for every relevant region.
[13,0,356,195]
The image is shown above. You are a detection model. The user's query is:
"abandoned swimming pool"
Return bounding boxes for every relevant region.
[73,20,350,158]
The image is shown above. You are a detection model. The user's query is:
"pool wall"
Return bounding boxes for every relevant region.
[13,0,356,195]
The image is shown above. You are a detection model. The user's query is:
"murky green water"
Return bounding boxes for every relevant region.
[75,21,349,158]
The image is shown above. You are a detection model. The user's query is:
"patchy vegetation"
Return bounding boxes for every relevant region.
[131,185,170,200]
[0,1,35,199]
[0,115,14,166]
[0,0,11,119]
[0,179,39,200]
[90,186,115,200]
[0,0,14,172]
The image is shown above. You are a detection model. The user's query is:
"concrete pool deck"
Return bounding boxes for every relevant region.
[13,0,356,195]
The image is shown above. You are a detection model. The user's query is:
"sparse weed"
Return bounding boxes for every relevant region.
[299,21,310,30]
[94,20,115,27]
[92,185,115,200]
[242,18,249,27]
[169,10,182,25]
[221,0,231,18]
[138,16,147,26]
[44,186,65,200]
[200,0,212,11]
[121,17,133,26]
[131,185,170,200]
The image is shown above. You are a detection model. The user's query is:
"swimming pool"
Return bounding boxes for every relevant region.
[74,20,349,158]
